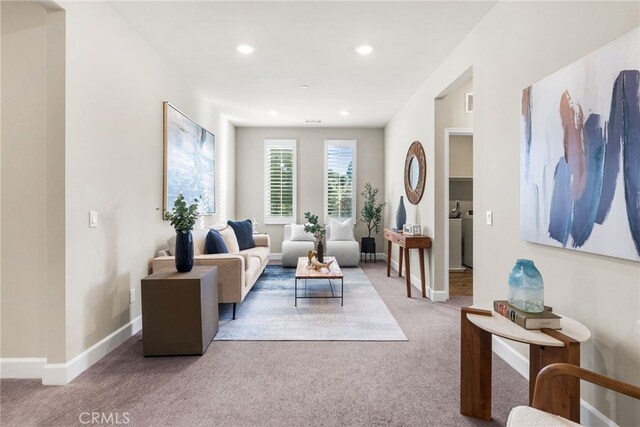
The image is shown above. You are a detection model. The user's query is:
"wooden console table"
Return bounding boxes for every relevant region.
[460,305,591,422]
[384,228,432,298]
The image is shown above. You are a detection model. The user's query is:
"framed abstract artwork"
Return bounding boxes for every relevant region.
[520,27,639,261]
[163,101,215,215]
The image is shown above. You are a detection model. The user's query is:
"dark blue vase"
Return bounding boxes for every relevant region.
[175,230,194,273]
[396,196,406,231]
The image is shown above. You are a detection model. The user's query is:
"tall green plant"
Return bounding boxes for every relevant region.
[303,211,325,241]
[360,183,386,238]
[163,194,199,233]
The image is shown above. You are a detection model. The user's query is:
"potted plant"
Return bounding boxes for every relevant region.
[164,193,199,272]
[359,183,386,259]
[304,211,326,262]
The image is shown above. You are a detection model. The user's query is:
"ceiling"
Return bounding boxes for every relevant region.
[107,1,494,127]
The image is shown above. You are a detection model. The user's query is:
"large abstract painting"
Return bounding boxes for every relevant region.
[521,28,640,261]
[163,102,215,215]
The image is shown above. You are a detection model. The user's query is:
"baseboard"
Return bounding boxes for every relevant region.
[580,398,617,427]
[492,336,529,379]
[449,267,466,272]
[493,337,616,426]
[42,316,142,385]
[389,259,446,302]
[0,357,47,379]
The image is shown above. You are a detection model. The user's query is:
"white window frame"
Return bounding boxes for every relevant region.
[264,139,297,224]
[324,140,357,224]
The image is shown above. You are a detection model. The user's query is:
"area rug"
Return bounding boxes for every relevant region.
[214,265,407,341]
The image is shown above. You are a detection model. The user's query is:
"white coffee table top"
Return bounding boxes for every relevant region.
[467,303,591,347]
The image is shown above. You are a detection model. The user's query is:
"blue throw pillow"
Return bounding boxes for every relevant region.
[227,219,255,251]
[205,229,229,254]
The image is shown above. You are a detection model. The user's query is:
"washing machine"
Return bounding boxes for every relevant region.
[462,210,473,268]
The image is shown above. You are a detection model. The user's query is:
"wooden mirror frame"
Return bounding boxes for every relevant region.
[404,141,426,205]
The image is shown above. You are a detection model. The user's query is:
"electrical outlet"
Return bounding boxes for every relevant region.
[89,211,98,228]
[129,288,135,304]
[486,210,493,226]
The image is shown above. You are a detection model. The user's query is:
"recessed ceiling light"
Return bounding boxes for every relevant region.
[339,110,350,116]
[355,45,373,55]
[269,110,278,115]
[237,44,255,54]
[301,84,310,89]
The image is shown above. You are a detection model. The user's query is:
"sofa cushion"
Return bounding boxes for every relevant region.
[290,223,315,241]
[228,219,256,251]
[217,225,240,253]
[329,218,354,241]
[205,229,229,254]
[242,246,269,265]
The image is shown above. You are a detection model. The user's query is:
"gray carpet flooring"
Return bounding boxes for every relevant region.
[0,262,528,426]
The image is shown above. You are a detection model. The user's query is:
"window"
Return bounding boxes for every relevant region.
[324,140,357,223]
[264,140,296,224]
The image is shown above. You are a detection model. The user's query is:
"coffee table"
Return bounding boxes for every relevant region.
[294,256,344,306]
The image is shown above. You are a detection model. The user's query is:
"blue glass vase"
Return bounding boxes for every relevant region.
[175,230,194,273]
[396,196,406,231]
[508,259,544,313]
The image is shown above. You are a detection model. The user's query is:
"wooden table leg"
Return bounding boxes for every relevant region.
[460,308,492,421]
[404,247,411,297]
[398,247,403,277]
[529,330,581,423]
[419,248,426,298]
[386,240,392,277]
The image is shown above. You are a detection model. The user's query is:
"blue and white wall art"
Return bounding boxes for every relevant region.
[163,102,215,215]
[520,28,640,261]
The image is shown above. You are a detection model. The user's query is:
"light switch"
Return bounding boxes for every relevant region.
[486,210,493,226]
[89,211,98,228]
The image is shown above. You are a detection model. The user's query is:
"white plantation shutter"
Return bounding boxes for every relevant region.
[264,140,297,224]
[324,140,357,223]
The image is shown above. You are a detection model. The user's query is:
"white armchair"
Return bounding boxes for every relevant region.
[325,224,360,267]
[281,224,315,267]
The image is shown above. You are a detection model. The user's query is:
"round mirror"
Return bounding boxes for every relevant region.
[409,156,420,190]
[404,141,426,205]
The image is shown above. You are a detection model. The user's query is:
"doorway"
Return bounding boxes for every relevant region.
[445,128,473,297]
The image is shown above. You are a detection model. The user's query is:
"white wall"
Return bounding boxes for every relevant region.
[449,135,473,178]
[1,1,49,358]
[1,0,235,376]
[385,2,639,424]
[60,0,235,361]
[235,127,384,253]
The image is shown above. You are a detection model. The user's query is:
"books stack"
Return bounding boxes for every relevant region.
[493,300,561,330]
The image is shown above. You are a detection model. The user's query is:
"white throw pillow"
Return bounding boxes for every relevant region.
[329,218,354,241]
[167,235,176,256]
[217,225,240,253]
[290,224,315,242]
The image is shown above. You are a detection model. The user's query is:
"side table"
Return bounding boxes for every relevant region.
[460,304,591,423]
[384,228,432,298]
[141,266,218,356]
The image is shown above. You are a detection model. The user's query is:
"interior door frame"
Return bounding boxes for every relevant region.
[444,127,473,300]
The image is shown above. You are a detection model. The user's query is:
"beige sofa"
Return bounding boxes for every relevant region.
[152,227,270,319]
